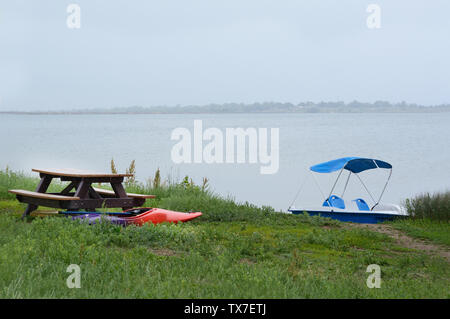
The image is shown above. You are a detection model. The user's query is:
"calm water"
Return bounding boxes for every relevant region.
[1,113,449,210]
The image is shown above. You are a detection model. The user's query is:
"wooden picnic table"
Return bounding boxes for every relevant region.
[9,168,155,219]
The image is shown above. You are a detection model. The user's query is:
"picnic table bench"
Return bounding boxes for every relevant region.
[9,168,155,219]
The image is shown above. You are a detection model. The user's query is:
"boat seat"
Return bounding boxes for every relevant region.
[322,195,345,209]
[352,198,370,211]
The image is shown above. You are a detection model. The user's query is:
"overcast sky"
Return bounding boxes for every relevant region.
[0,0,449,111]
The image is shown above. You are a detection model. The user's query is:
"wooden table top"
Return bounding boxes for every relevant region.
[32,168,133,178]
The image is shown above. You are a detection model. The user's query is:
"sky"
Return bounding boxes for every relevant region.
[0,0,449,111]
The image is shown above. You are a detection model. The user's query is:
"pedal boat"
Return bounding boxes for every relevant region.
[288,157,408,224]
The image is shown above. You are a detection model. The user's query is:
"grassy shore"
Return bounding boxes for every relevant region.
[0,170,448,298]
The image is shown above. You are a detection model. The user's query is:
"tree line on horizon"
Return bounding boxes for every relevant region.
[3,101,450,114]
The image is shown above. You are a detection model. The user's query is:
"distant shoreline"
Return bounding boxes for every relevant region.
[1,110,449,115]
[1,101,449,115]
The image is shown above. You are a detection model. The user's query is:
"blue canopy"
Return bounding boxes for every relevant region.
[310,157,392,174]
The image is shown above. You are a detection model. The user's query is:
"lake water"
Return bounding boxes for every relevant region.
[0,113,449,210]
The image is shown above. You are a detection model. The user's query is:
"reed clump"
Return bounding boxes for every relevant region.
[404,191,450,221]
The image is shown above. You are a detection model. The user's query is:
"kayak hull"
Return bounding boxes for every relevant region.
[71,208,202,226]
[124,208,202,225]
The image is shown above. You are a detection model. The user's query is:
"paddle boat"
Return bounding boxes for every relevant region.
[288,157,408,223]
[62,207,202,226]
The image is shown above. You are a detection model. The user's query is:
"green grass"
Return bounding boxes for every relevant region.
[0,169,448,298]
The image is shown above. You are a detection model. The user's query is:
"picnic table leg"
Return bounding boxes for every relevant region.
[111,182,132,211]
[74,180,90,199]
[22,174,53,219]
[22,204,38,219]
[74,179,95,211]
[73,180,102,212]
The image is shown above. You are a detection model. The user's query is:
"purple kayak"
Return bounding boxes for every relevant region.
[72,213,129,226]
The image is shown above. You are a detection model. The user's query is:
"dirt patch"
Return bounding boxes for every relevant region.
[240,258,255,265]
[345,223,449,262]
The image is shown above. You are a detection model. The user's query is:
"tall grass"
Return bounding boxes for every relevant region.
[107,169,338,226]
[0,169,41,200]
[404,191,450,221]
[0,168,65,201]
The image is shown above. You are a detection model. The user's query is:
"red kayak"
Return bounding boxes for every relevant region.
[122,207,202,225]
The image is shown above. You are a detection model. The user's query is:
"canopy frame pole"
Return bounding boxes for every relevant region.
[355,173,376,204]
[326,167,344,207]
[287,173,309,211]
[341,171,352,198]
[311,171,327,200]
[371,167,392,210]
